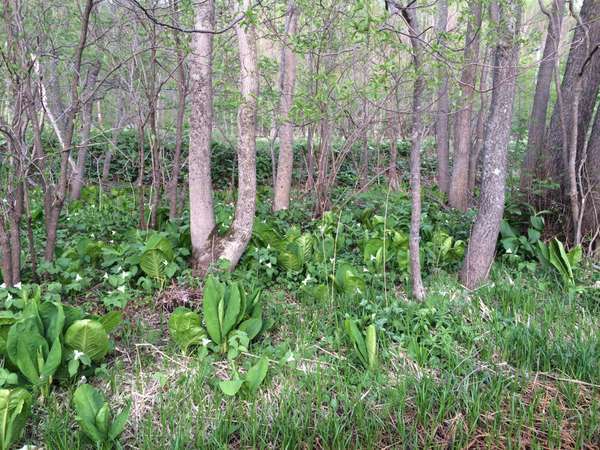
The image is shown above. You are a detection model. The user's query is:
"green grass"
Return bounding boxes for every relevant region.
[9,186,600,449]
[27,263,599,449]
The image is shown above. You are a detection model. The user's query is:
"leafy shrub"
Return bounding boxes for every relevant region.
[72,384,130,449]
[168,277,272,359]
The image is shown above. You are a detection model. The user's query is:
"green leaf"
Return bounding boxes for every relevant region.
[98,311,123,333]
[238,318,262,340]
[344,318,368,367]
[0,388,32,450]
[203,277,224,345]
[65,319,110,362]
[39,301,65,343]
[365,324,377,370]
[140,249,167,279]
[219,379,244,396]
[168,308,206,352]
[244,357,268,395]
[95,403,111,436]
[221,283,242,337]
[109,403,131,440]
[41,337,62,379]
[73,384,106,443]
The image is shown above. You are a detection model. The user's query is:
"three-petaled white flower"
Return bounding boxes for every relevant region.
[14,282,21,289]
[302,274,312,285]
[103,272,109,279]
[73,350,85,361]
[201,337,211,347]
[75,274,82,282]
[117,285,126,293]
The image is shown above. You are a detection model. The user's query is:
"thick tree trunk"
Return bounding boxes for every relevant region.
[582,106,600,248]
[216,0,258,268]
[273,1,299,211]
[71,60,101,201]
[519,0,565,195]
[448,0,482,211]
[434,0,450,194]
[189,0,217,270]
[460,1,521,289]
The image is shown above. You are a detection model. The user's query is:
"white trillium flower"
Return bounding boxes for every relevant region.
[266,262,272,268]
[103,272,109,279]
[75,274,82,282]
[201,337,211,347]
[286,353,295,363]
[302,274,312,285]
[14,282,21,289]
[0,283,5,289]
[73,350,85,361]
[117,285,126,293]
[370,254,376,262]
[363,267,369,272]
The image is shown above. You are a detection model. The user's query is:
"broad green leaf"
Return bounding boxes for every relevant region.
[219,379,244,396]
[65,319,110,362]
[238,318,262,340]
[244,357,268,394]
[98,311,123,334]
[39,301,65,343]
[73,384,106,443]
[168,308,205,352]
[109,403,131,440]
[140,249,166,279]
[203,277,224,345]
[222,283,242,336]
[0,388,32,450]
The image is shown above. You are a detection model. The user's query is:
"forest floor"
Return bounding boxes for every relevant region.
[16,186,600,449]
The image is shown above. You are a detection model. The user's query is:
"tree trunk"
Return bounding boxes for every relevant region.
[460,1,521,289]
[520,0,565,195]
[387,107,401,191]
[542,0,600,187]
[273,1,299,211]
[434,0,450,194]
[168,0,187,220]
[582,105,600,249]
[448,0,482,211]
[137,121,147,230]
[390,1,427,300]
[44,0,95,262]
[217,0,259,268]
[71,60,101,201]
[468,50,490,195]
[189,0,217,270]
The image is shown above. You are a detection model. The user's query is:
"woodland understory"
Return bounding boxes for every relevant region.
[0,0,599,449]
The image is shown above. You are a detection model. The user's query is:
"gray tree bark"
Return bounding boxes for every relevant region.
[460,1,521,289]
[273,1,299,211]
[448,0,482,211]
[189,0,217,270]
[434,0,450,194]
